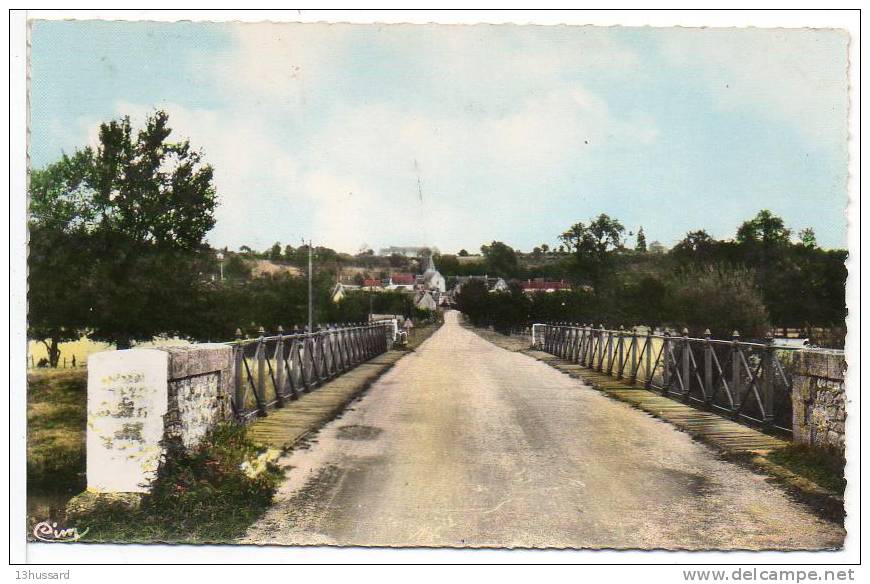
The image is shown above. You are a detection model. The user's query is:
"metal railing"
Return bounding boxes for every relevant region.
[229,322,392,421]
[533,323,801,434]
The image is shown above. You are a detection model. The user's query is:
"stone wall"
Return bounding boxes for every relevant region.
[86,344,234,494]
[162,344,233,451]
[791,350,847,452]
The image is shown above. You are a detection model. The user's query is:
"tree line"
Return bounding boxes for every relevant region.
[457,212,846,344]
[27,111,412,367]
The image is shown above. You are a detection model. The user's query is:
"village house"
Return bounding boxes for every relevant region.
[331,282,361,303]
[452,275,509,295]
[416,254,446,293]
[385,273,416,291]
[519,278,572,294]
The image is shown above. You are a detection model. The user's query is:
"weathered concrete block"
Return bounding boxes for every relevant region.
[87,349,169,493]
[85,344,234,495]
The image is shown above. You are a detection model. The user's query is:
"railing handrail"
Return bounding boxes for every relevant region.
[228,320,393,421]
[228,322,391,346]
[531,321,801,435]
[531,323,823,351]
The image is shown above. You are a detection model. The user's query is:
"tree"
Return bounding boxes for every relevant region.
[269,242,282,261]
[224,254,252,280]
[668,266,770,338]
[558,213,625,290]
[28,151,96,365]
[454,279,491,326]
[634,226,647,252]
[798,227,818,249]
[458,249,469,257]
[559,214,625,256]
[736,209,791,246]
[540,243,550,254]
[480,241,519,276]
[28,110,218,349]
[670,229,716,265]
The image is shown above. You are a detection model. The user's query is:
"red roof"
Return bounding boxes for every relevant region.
[391,273,416,285]
[363,278,383,287]
[521,280,571,290]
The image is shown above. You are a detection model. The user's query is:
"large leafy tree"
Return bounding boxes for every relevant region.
[28,111,218,350]
[559,213,625,291]
[736,209,791,246]
[28,151,95,365]
[480,241,519,277]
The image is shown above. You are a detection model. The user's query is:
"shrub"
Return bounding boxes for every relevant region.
[71,424,284,543]
[667,265,770,338]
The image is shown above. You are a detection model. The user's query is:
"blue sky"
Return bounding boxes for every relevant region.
[30,21,849,253]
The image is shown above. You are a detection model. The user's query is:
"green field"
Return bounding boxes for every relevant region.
[27,336,193,368]
[26,368,88,526]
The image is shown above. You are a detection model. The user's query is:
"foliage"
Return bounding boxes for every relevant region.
[327,290,429,322]
[73,424,284,543]
[798,227,818,249]
[666,265,770,338]
[736,209,791,246]
[480,241,519,277]
[27,225,92,366]
[28,110,217,350]
[223,253,252,280]
[634,226,647,252]
[559,213,625,290]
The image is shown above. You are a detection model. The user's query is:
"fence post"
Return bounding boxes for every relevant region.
[274,325,285,407]
[731,330,742,417]
[234,328,244,418]
[681,327,691,397]
[597,325,605,372]
[256,326,267,416]
[703,329,713,405]
[630,327,638,384]
[606,327,614,375]
[645,327,653,388]
[762,330,775,427]
[617,326,625,379]
[662,330,671,394]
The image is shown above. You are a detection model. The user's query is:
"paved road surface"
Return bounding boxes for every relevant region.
[243,311,844,549]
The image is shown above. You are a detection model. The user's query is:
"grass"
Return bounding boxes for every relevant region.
[27,369,87,493]
[404,321,442,351]
[69,424,284,543]
[27,369,284,543]
[766,443,847,496]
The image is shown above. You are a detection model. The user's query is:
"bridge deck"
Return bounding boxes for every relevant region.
[523,350,787,455]
[242,312,842,549]
[247,351,407,449]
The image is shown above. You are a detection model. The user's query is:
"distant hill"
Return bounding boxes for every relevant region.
[251,259,303,278]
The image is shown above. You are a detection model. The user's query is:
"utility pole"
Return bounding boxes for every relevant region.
[307,239,313,332]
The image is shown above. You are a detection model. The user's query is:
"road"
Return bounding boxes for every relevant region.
[243,311,844,549]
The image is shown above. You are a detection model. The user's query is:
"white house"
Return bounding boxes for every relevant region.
[331,282,361,303]
[414,290,437,311]
[418,254,446,293]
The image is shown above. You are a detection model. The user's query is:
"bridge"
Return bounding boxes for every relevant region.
[241,312,843,548]
[81,311,845,549]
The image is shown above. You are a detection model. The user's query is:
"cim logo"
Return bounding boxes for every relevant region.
[32,520,89,543]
